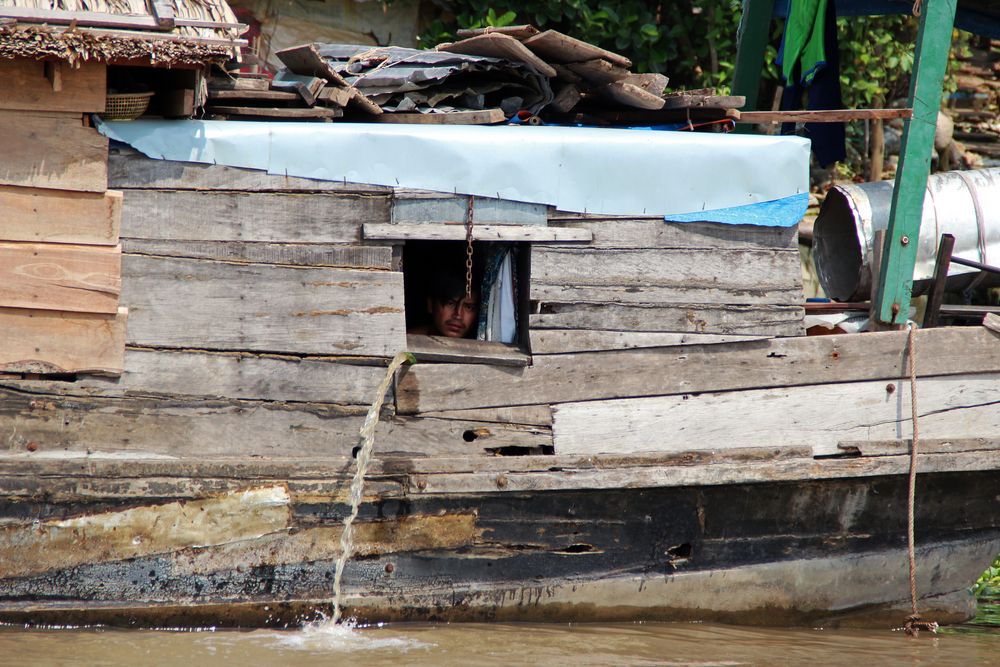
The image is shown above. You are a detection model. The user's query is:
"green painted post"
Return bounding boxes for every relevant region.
[874,0,957,325]
[731,0,775,113]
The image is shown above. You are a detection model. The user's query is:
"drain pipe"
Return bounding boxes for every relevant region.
[813,168,1000,301]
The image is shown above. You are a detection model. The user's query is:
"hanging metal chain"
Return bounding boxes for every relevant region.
[465,195,475,300]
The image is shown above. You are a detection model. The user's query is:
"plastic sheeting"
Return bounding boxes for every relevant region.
[97,119,810,219]
[664,191,809,228]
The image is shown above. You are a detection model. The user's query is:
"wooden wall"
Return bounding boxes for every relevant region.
[0,59,126,376]
[12,109,990,466]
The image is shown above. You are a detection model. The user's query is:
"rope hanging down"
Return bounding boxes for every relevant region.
[903,324,938,636]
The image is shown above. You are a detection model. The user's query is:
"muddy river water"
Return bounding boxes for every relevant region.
[3,614,1000,666]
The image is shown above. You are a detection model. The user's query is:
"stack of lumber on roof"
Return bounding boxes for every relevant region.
[0,58,126,377]
[206,27,743,125]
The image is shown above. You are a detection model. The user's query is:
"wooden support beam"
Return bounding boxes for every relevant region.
[923,233,956,328]
[875,0,958,325]
[731,0,774,115]
[734,108,912,123]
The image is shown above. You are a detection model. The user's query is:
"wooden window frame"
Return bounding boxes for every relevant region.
[365,224,591,366]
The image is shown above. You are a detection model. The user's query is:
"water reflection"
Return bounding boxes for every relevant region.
[3,619,1000,667]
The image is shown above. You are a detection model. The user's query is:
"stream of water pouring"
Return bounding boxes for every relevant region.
[330,351,414,624]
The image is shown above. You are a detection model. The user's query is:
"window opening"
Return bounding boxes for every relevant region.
[403,240,531,357]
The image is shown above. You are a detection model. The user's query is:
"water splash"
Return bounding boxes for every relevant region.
[274,617,431,653]
[331,351,415,624]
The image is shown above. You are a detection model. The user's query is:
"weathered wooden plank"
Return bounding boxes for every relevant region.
[119,190,390,243]
[530,303,805,336]
[597,81,665,110]
[0,60,106,113]
[396,326,1000,413]
[206,89,301,103]
[421,406,553,427]
[392,190,548,226]
[438,33,557,77]
[529,329,771,354]
[364,223,589,243]
[532,247,801,290]
[838,437,1000,457]
[167,514,478,576]
[0,111,107,192]
[0,186,121,246]
[735,108,911,123]
[0,486,292,579]
[553,373,1000,457]
[522,30,632,68]
[984,313,1000,335]
[108,147,391,193]
[122,240,393,269]
[532,284,803,306]
[546,218,798,250]
[0,242,121,314]
[406,335,529,367]
[120,255,406,356]
[1,348,388,404]
[206,105,342,120]
[373,109,506,125]
[0,306,127,375]
[0,389,548,459]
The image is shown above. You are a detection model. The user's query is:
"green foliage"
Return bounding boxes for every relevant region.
[974,554,1000,597]
[418,0,745,88]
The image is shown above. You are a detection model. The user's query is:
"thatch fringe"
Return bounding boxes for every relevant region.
[0,22,238,66]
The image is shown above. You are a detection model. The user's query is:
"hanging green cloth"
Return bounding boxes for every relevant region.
[782,0,829,85]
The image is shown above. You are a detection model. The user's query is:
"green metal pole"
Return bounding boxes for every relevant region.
[874,0,957,325]
[731,0,775,112]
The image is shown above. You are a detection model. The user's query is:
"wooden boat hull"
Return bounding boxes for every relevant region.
[1,459,997,628]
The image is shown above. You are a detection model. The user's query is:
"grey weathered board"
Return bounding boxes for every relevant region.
[120,254,406,356]
[391,190,548,226]
[123,240,393,270]
[119,189,391,243]
[529,329,771,354]
[531,284,803,306]
[0,388,549,459]
[531,247,802,305]
[546,217,798,250]
[108,148,391,193]
[396,326,1000,413]
[3,348,389,405]
[552,373,1000,457]
[530,303,805,336]
[1,112,108,192]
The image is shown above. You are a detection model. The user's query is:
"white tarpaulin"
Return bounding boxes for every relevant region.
[98,119,810,217]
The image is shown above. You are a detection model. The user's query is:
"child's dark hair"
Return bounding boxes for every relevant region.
[429,270,477,303]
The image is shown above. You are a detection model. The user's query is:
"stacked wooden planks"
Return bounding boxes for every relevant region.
[535,213,805,345]
[0,58,126,376]
[0,147,553,460]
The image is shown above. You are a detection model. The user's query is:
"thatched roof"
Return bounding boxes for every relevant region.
[0,0,244,65]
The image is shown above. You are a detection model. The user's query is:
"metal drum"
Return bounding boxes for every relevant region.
[813,168,1000,301]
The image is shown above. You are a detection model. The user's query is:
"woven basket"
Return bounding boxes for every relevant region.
[104,92,154,121]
